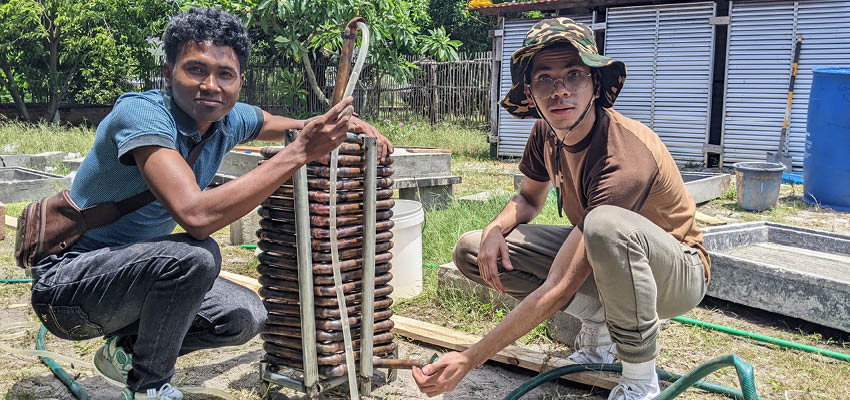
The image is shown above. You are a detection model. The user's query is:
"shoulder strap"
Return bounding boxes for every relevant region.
[82,138,211,228]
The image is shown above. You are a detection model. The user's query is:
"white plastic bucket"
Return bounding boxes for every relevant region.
[389,199,424,299]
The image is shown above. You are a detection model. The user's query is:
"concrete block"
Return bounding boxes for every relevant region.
[0,154,32,168]
[437,262,582,346]
[219,150,263,178]
[30,152,65,168]
[0,167,72,204]
[703,222,850,333]
[682,171,732,204]
[62,157,85,171]
[230,206,262,246]
[391,148,452,179]
[514,173,524,191]
[399,182,455,209]
[0,202,5,241]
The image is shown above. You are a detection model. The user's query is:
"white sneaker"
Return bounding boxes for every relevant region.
[120,383,184,400]
[567,322,617,364]
[607,378,661,400]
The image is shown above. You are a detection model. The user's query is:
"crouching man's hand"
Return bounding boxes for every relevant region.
[347,117,393,161]
[412,351,475,397]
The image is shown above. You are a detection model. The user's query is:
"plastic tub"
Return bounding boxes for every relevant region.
[389,200,424,299]
[733,162,785,211]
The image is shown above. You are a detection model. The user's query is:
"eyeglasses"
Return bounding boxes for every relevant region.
[529,71,592,97]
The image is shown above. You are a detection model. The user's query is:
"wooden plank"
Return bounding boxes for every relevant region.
[390,315,619,390]
[5,215,17,230]
[695,211,727,226]
[403,148,451,154]
[232,145,265,153]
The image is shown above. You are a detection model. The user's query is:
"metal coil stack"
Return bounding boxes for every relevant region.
[256,134,396,380]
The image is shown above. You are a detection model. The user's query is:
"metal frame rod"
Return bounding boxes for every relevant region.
[359,136,378,395]
[288,130,320,395]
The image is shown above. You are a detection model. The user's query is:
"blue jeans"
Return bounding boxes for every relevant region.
[30,233,267,391]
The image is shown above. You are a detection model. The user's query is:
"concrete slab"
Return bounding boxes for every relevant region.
[703,222,850,333]
[0,167,72,204]
[437,262,582,346]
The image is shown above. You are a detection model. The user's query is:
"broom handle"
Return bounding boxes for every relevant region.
[779,35,802,156]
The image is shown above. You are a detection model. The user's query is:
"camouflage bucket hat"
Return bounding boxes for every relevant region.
[501,17,626,119]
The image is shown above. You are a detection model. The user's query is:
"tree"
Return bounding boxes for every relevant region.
[220,0,462,109]
[426,0,495,54]
[0,0,172,122]
[0,1,41,121]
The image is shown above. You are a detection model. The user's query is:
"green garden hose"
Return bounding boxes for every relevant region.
[672,316,850,363]
[0,278,33,283]
[35,325,91,399]
[504,354,760,400]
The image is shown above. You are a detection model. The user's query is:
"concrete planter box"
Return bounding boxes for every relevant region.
[681,171,732,204]
[0,167,72,204]
[703,222,850,333]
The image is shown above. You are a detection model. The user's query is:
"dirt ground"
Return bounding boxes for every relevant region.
[0,309,602,400]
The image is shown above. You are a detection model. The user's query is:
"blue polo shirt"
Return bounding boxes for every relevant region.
[69,89,264,251]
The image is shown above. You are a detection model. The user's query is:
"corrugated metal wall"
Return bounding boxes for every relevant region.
[605,2,716,164]
[722,0,850,170]
[497,16,592,158]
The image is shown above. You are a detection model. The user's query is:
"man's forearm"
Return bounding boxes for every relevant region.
[179,145,307,237]
[465,230,593,367]
[488,192,544,235]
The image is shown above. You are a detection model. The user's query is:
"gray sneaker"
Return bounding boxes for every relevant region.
[93,336,132,384]
[120,383,183,400]
[567,322,617,364]
[607,378,661,400]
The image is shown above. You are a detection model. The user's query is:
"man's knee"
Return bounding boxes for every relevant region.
[583,205,630,270]
[453,230,482,280]
[174,236,222,282]
[224,292,266,345]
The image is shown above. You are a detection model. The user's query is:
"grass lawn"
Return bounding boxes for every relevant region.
[3,119,850,399]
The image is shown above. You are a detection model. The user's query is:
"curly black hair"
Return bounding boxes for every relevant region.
[164,8,251,71]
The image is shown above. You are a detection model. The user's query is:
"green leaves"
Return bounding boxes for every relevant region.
[235,0,460,83]
[420,26,462,61]
[0,0,174,117]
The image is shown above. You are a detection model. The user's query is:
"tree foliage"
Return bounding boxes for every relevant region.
[0,0,171,122]
[426,0,495,54]
[196,0,463,109]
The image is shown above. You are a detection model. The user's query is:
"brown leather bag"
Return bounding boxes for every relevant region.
[14,139,210,269]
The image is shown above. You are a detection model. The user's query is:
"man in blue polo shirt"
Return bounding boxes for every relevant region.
[28,8,391,400]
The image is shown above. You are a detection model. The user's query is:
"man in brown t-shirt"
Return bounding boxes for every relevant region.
[413,18,710,400]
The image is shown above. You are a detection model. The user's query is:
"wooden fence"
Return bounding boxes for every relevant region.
[140,52,493,128]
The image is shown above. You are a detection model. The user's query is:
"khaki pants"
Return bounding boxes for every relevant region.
[453,205,707,363]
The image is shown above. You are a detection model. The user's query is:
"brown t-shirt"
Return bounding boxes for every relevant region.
[519,107,711,279]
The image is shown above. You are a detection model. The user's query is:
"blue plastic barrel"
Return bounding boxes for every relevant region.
[804,67,850,211]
